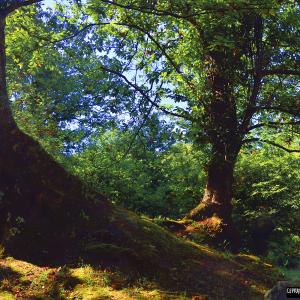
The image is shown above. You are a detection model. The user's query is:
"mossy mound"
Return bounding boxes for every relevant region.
[0,231,282,300]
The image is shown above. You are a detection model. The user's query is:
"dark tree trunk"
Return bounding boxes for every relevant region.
[187,143,241,247]
[187,148,242,250]
[188,152,235,224]
[187,51,242,248]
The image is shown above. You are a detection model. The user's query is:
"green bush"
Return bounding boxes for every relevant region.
[234,146,300,265]
[69,129,205,218]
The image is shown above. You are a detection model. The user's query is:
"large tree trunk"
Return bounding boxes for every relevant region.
[187,145,241,249]
[187,51,241,248]
[188,152,235,224]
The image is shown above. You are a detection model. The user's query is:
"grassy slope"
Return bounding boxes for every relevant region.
[0,214,282,300]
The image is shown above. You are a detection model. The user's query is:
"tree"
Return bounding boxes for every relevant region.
[86,0,300,244]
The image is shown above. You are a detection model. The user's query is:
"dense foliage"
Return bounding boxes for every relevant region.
[64,132,299,264]
[234,144,300,266]
[70,129,205,217]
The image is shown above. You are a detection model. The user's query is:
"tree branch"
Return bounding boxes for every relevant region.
[40,23,107,46]
[260,69,300,77]
[98,0,276,19]
[115,21,201,101]
[100,65,191,120]
[242,138,300,152]
[120,82,163,160]
[4,0,43,16]
[121,22,182,75]
[247,120,300,131]
[239,16,264,134]
[97,0,199,19]
[256,105,300,115]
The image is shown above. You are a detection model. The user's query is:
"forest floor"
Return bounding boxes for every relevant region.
[0,242,282,300]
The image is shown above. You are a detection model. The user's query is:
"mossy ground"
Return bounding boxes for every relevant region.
[0,257,192,299]
[0,234,282,300]
[0,257,194,299]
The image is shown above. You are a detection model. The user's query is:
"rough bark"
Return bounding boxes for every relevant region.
[188,153,235,223]
[187,51,241,248]
[187,148,241,249]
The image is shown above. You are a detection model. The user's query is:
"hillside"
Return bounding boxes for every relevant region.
[0,215,282,300]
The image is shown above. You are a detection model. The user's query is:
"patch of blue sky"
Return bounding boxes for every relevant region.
[42,0,56,8]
